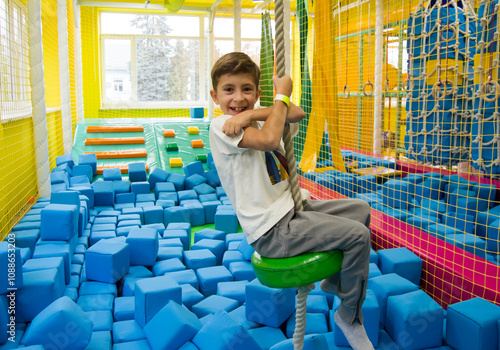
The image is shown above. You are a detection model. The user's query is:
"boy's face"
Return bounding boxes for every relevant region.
[210,73,261,116]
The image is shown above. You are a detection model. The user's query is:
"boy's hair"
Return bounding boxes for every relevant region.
[211,52,261,90]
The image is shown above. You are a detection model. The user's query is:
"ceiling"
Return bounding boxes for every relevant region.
[77,0,298,16]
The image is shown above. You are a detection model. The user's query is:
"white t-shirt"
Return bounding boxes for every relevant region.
[209,115,296,244]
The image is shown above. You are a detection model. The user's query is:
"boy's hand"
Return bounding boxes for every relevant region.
[273,75,293,97]
[222,112,251,137]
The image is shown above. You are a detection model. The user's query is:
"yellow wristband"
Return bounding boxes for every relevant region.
[274,94,290,108]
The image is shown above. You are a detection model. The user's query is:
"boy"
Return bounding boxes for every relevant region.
[209,52,374,350]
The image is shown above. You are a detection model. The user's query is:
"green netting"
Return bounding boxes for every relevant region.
[259,12,274,107]
[294,0,312,162]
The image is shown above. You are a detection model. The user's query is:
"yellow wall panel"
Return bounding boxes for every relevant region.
[46,110,64,170]
[42,0,61,107]
[67,0,78,134]
[0,119,38,239]
[80,6,101,118]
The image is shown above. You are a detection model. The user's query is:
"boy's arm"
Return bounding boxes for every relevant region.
[222,95,305,138]
[237,75,296,151]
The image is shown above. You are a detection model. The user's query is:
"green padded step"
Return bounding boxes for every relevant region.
[251,250,343,289]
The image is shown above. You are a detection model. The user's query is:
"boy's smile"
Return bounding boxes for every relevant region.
[211,73,261,116]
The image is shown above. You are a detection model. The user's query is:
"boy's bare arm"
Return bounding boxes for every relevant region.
[222,102,305,137]
[222,78,305,137]
[237,75,297,151]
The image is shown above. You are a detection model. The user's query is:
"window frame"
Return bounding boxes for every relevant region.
[99,11,264,109]
[99,12,207,109]
[0,0,31,123]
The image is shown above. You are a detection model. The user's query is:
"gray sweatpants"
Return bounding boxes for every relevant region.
[251,198,372,325]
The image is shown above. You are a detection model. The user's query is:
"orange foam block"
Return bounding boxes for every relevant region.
[85,137,145,145]
[84,150,147,159]
[169,158,183,168]
[187,126,199,135]
[86,126,144,133]
[96,165,149,175]
[163,129,176,137]
[191,139,204,148]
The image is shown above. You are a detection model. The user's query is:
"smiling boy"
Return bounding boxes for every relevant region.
[209,52,374,350]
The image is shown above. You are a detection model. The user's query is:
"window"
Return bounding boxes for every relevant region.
[100,13,203,107]
[114,80,123,92]
[100,12,263,108]
[0,0,31,122]
[212,17,263,66]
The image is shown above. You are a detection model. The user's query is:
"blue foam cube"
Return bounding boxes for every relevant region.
[164,206,191,226]
[228,261,256,281]
[165,269,198,289]
[183,161,205,177]
[112,319,145,343]
[367,273,419,327]
[85,239,130,283]
[79,153,97,175]
[196,265,233,296]
[222,250,246,268]
[447,297,500,350]
[190,107,204,118]
[285,312,328,338]
[183,201,206,226]
[85,331,112,350]
[377,247,423,285]
[217,280,248,306]
[191,239,225,265]
[183,249,216,271]
[144,300,202,350]
[77,293,114,312]
[21,296,93,349]
[134,275,182,327]
[192,310,261,350]
[114,296,135,322]
[102,168,122,181]
[215,209,239,233]
[0,241,23,292]
[181,283,204,310]
[40,204,79,241]
[72,164,93,183]
[126,227,159,266]
[152,258,185,276]
[128,162,147,182]
[245,278,296,327]
[148,167,170,191]
[386,290,444,350]
[92,181,115,207]
[142,206,163,225]
[163,229,189,250]
[32,243,71,284]
[22,256,65,290]
[17,269,64,322]
[192,295,239,318]
[168,173,186,191]
[194,228,225,243]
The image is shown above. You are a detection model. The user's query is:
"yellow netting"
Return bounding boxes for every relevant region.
[67,0,79,134]
[0,0,38,238]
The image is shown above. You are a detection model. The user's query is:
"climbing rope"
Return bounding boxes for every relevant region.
[291,283,315,350]
[274,0,303,212]
[274,0,308,348]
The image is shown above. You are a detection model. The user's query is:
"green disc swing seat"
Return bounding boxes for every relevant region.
[251,250,343,289]
[251,250,343,350]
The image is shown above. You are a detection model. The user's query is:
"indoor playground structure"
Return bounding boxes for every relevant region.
[3,0,500,349]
